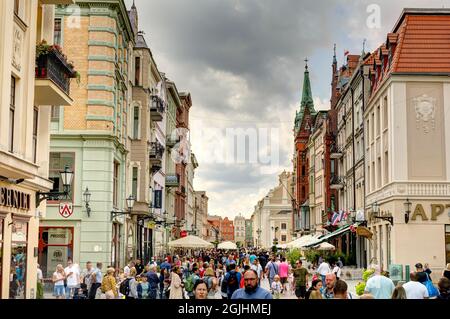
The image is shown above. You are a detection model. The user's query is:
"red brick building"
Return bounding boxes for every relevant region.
[220,217,235,242]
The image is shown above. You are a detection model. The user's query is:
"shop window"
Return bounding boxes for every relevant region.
[49,152,75,201]
[111,223,121,270]
[38,227,73,281]
[10,219,28,299]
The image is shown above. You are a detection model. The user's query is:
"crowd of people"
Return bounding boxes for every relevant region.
[45,250,450,300]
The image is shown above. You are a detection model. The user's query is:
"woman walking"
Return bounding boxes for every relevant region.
[52,264,66,299]
[169,266,183,299]
[101,267,118,299]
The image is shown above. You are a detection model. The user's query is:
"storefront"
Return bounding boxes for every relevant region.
[366,199,450,282]
[0,184,39,299]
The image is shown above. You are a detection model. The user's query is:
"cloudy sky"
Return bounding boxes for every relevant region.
[125,0,448,220]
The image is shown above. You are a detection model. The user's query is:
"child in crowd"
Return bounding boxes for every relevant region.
[271,275,283,299]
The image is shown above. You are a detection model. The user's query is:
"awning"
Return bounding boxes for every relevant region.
[304,223,357,248]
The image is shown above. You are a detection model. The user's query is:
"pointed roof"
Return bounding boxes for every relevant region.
[295,61,316,132]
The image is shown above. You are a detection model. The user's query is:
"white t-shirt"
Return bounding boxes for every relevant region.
[53,272,65,286]
[37,268,43,281]
[317,262,331,276]
[64,265,80,288]
[332,266,342,278]
[402,281,429,299]
[124,265,131,277]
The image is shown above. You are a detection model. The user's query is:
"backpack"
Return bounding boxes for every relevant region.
[227,271,239,291]
[119,278,131,296]
[184,274,196,292]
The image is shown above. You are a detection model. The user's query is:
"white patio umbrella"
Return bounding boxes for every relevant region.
[313,242,336,251]
[286,234,321,249]
[167,235,214,249]
[217,241,237,250]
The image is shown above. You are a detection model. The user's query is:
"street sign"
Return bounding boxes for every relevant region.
[59,202,73,218]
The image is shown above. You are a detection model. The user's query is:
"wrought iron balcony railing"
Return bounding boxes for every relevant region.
[35,50,76,96]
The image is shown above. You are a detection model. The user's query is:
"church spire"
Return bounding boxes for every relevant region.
[300,58,314,111]
[294,59,316,132]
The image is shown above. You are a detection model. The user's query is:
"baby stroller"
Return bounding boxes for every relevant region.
[73,283,88,299]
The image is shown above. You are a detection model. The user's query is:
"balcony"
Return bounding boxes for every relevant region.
[150,95,164,122]
[330,175,345,190]
[166,135,180,148]
[330,144,343,159]
[35,43,76,106]
[166,174,180,188]
[149,141,164,166]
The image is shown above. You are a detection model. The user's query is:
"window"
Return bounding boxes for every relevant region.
[32,108,38,163]
[54,18,62,46]
[281,223,287,230]
[376,106,380,136]
[384,152,389,185]
[9,76,16,153]
[10,219,28,299]
[49,152,75,200]
[377,157,382,189]
[111,223,121,270]
[133,106,139,139]
[383,96,388,130]
[135,57,140,86]
[132,167,138,200]
[281,235,286,242]
[113,162,119,208]
[51,106,60,122]
[371,112,375,142]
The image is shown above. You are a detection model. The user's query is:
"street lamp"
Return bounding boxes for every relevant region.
[271,226,279,245]
[256,229,262,248]
[83,187,91,217]
[371,201,394,226]
[110,195,135,220]
[404,198,412,224]
[36,165,74,207]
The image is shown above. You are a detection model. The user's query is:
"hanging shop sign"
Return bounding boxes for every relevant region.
[0,187,31,211]
[356,226,373,239]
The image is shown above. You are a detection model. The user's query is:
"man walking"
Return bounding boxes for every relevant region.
[135,259,145,276]
[89,262,103,299]
[64,258,80,299]
[292,260,309,299]
[322,273,337,299]
[231,269,272,299]
[403,272,429,299]
[317,259,331,284]
[265,256,279,289]
[146,265,160,299]
[364,265,395,299]
[224,263,241,299]
[279,258,289,293]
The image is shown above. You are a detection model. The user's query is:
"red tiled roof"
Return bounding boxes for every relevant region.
[392,15,450,73]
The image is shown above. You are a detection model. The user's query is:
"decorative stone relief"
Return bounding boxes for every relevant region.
[12,27,22,71]
[413,94,436,133]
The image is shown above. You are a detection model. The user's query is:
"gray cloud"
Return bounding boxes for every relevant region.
[126,0,443,219]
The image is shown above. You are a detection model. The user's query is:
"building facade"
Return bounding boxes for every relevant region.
[233,214,246,246]
[245,219,253,248]
[194,191,208,239]
[0,0,76,299]
[363,9,450,278]
[41,0,135,278]
[220,217,234,242]
[186,152,198,235]
[252,171,293,248]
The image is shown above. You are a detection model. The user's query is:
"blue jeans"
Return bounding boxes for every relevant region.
[321,275,326,284]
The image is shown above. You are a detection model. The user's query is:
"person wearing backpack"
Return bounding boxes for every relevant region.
[224,263,241,299]
[265,257,279,290]
[121,267,138,299]
[185,267,200,299]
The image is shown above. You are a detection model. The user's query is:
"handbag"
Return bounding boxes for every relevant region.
[424,273,439,298]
